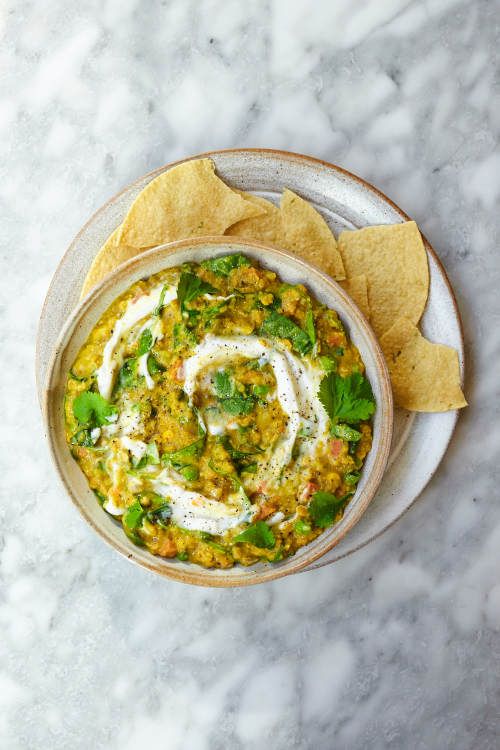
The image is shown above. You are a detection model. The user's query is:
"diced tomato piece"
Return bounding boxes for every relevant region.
[329,439,343,458]
[327,332,344,347]
[257,502,278,520]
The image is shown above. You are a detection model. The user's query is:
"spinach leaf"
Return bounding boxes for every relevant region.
[213,370,255,416]
[233,521,275,549]
[117,358,139,389]
[201,253,251,276]
[173,322,197,351]
[122,500,145,544]
[73,391,117,427]
[308,491,349,528]
[162,437,205,471]
[260,312,312,356]
[133,441,160,469]
[147,355,165,376]
[318,372,375,425]
[153,285,169,316]
[331,423,362,442]
[137,328,153,356]
[304,309,316,346]
[145,502,172,528]
[177,272,216,311]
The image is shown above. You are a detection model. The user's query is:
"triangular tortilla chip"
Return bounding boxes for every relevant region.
[80,227,146,299]
[118,159,265,248]
[226,193,282,245]
[280,190,345,280]
[340,274,370,320]
[380,317,466,411]
[338,221,429,338]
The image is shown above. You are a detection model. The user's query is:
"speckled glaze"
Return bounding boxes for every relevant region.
[43,238,393,587]
[36,150,465,569]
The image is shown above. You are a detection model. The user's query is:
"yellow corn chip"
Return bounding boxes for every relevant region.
[226,193,282,245]
[338,221,429,338]
[80,227,145,299]
[380,317,467,411]
[118,159,264,248]
[340,274,370,320]
[280,190,345,280]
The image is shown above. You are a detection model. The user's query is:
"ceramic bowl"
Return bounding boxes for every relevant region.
[43,237,393,587]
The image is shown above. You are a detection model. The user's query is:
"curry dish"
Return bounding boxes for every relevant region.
[65,254,375,568]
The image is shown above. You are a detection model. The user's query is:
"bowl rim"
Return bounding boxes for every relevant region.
[43,235,393,587]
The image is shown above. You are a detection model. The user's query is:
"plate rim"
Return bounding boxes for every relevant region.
[36,147,465,575]
[36,147,465,402]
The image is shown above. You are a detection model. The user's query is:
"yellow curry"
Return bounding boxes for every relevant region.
[65,254,374,568]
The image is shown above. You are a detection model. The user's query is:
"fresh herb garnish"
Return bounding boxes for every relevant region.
[70,428,98,447]
[233,521,275,549]
[153,285,169,316]
[331,423,362,442]
[319,356,336,373]
[308,491,347,528]
[147,355,165,375]
[132,441,160,469]
[304,309,316,346]
[344,471,361,485]
[162,437,205,473]
[177,272,216,311]
[73,391,117,427]
[201,253,251,276]
[145,502,172,528]
[137,328,153,356]
[122,500,145,544]
[117,358,139,389]
[318,372,375,426]
[294,519,311,535]
[213,370,255,416]
[260,312,312,356]
[173,322,197,351]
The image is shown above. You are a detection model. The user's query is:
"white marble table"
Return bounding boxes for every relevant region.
[1,2,499,748]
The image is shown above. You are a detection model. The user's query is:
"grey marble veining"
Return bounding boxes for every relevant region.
[1,1,499,748]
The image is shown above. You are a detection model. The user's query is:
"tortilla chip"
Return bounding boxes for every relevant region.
[340,275,370,320]
[80,227,145,298]
[118,159,265,248]
[280,190,345,280]
[226,193,282,245]
[338,221,429,338]
[380,317,467,411]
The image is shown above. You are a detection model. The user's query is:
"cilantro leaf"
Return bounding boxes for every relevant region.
[308,491,347,528]
[73,392,117,427]
[137,328,153,356]
[133,441,160,469]
[260,312,312,356]
[153,285,169,316]
[173,322,197,351]
[233,521,275,549]
[213,370,255,415]
[304,309,316,346]
[162,437,205,471]
[213,370,232,399]
[201,253,251,276]
[318,372,375,425]
[145,502,172,528]
[117,358,139,389]
[177,272,216,311]
[122,500,145,545]
[147,355,165,376]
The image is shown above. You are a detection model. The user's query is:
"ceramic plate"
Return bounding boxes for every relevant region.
[36,149,465,570]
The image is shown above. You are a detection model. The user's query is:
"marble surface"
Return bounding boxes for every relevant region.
[1,1,499,748]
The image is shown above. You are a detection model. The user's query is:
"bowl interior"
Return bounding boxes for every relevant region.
[44,237,393,587]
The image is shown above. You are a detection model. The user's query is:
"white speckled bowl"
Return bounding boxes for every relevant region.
[43,237,393,587]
